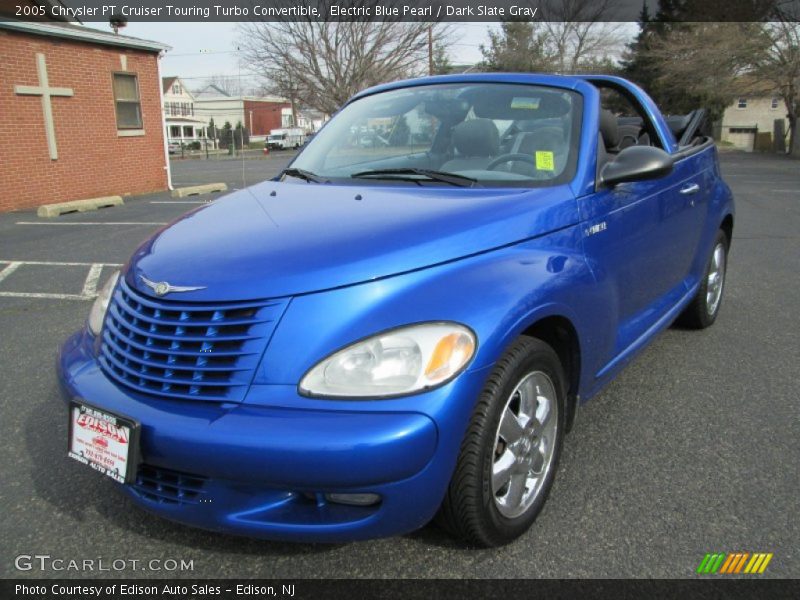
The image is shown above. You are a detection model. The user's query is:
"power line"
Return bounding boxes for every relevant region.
[167,50,242,57]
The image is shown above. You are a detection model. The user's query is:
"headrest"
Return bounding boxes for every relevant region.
[600,110,620,149]
[452,119,499,157]
[517,128,565,155]
[424,98,470,124]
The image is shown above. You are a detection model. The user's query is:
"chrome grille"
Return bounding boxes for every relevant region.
[99,276,288,402]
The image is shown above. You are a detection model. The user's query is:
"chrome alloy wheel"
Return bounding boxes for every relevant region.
[706,243,726,316]
[491,371,558,519]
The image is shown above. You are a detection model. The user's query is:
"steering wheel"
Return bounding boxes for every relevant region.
[486,153,538,171]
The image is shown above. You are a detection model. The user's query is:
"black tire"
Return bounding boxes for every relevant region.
[438,336,567,547]
[678,229,729,329]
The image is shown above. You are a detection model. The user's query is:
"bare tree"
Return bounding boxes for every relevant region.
[204,74,244,97]
[238,3,449,115]
[640,18,800,155]
[642,23,764,117]
[538,0,626,74]
[481,0,625,74]
[750,19,800,155]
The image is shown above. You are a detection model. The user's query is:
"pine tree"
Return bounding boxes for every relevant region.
[621,3,660,95]
[432,43,452,75]
[480,22,551,73]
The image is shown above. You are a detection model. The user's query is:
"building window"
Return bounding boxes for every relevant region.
[737,98,747,109]
[174,83,182,95]
[182,126,194,138]
[113,73,142,129]
[771,97,780,109]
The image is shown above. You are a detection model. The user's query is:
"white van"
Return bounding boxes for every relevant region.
[266,128,306,150]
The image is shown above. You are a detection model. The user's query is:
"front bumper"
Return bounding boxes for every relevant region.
[57,331,489,542]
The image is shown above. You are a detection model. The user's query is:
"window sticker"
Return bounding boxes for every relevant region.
[510,97,541,110]
[535,151,555,171]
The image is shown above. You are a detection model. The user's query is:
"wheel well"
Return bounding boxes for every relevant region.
[721,214,734,247]
[521,316,581,432]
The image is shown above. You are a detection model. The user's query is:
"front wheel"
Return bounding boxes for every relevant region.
[679,229,729,329]
[438,336,566,547]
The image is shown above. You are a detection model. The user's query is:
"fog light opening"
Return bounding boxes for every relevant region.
[324,493,381,507]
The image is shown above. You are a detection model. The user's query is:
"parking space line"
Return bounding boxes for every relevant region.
[0,291,90,300]
[0,260,122,267]
[80,263,104,297]
[0,262,21,284]
[15,221,167,226]
[0,260,123,301]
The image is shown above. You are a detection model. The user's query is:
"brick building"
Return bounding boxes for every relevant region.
[0,19,170,212]
[194,84,291,140]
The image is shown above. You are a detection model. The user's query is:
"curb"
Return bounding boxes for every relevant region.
[37,196,123,218]
[171,183,228,198]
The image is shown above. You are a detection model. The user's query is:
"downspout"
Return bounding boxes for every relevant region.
[156,49,173,190]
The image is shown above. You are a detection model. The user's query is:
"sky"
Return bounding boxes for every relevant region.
[85,21,637,93]
[90,21,493,90]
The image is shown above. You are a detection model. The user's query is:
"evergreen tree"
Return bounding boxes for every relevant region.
[621,2,658,91]
[621,1,708,115]
[432,42,452,75]
[207,117,216,142]
[480,22,551,73]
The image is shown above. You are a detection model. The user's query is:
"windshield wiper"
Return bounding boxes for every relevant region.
[280,167,328,184]
[350,168,478,188]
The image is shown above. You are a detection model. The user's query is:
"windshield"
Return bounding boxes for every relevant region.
[269,134,286,141]
[290,82,581,187]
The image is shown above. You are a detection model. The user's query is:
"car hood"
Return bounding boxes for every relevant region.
[127,180,578,301]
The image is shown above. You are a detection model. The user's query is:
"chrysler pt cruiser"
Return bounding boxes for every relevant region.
[58,74,733,547]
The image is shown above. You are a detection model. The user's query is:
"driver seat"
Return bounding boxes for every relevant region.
[440,119,499,172]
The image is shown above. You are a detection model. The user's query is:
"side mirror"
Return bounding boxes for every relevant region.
[600,146,674,187]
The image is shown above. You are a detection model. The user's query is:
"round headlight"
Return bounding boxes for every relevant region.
[88,271,120,336]
[299,322,476,398]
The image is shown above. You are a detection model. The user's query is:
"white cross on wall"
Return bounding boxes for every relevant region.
[14,53,74,160]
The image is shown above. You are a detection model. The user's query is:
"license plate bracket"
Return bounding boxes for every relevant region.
[67,401,140,484]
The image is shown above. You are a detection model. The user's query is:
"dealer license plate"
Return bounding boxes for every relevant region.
[68,402,139,484]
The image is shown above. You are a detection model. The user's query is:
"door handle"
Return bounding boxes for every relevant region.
[679,183,700,195]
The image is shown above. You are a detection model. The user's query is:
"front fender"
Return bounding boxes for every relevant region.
[252,224,603,411]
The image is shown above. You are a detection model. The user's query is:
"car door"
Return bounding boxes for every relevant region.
[664,109,717,288]
[660,152,710,287]
[580,140,692,358]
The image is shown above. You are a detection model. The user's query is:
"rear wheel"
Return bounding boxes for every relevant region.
[438,336,566,547]
[679,229,729,329]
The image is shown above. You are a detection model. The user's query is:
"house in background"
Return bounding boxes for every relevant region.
[0,14,170,212]
[193,84,290,142]
[282,107,329,133]
[720,94,789,152]
[162,76,206,146]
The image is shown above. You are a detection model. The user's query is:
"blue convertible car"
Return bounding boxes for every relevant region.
[59,74,733,547]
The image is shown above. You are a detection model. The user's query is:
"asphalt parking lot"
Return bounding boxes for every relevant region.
[0,152,797,579]
[169,151,296,190]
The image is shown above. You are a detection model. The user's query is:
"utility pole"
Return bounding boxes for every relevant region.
[428,25,434,76]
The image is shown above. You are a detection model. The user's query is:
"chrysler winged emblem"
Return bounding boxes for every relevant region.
[140,275,206,297]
